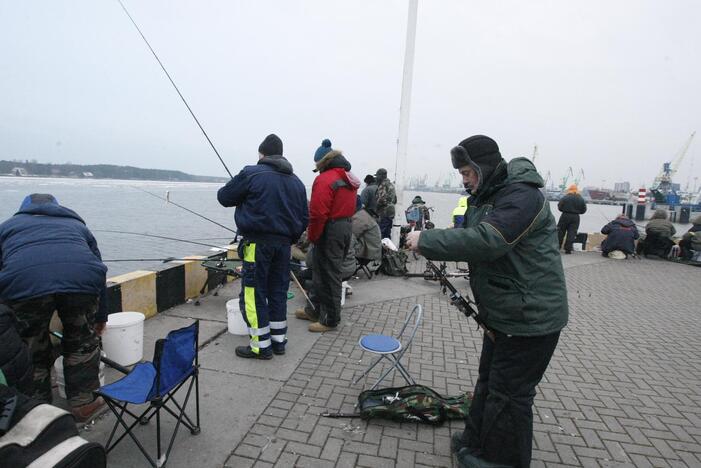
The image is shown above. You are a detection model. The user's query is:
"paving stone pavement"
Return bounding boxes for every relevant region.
[224,256,701,468]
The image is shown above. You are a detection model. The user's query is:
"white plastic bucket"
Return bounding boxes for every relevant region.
[226,299,248,335]
[54,353,105,399]
[102,312,145,366]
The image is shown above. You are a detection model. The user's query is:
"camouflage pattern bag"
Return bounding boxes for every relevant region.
[357,385,471,425]
[380,249,408,276]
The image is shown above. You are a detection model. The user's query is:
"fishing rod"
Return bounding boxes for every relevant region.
[50,331,130,375]
[130,185,237,234]
[595,204,645,230]
[116,0,234,179]
[93,229,228,251]
[103,257,229,263]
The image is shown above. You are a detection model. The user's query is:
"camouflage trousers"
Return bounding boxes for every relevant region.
[10,293,100,407]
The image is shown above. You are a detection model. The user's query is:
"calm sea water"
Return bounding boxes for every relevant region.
[0,177,692,277]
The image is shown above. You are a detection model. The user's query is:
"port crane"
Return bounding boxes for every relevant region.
[558,167,574,191]
[651,132,696,203]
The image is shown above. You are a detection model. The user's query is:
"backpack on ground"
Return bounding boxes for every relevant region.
[380,249,408,276]
[0,384,106,468]
[357,384,471,425]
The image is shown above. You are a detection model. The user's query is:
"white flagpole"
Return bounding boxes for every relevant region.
[392,0,419,245]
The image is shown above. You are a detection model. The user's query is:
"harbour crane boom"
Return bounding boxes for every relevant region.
[651,131,696,191]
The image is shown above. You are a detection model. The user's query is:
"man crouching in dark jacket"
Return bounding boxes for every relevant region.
[218,134,308,359]
[0,194,108,421]
[601,214,639,258]
[405,135,568,468]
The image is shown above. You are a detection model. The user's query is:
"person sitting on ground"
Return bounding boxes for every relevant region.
[636,209,676,258]
[451,196,468,228]
[405,196,431,231]
[557,184,587,254]
[600,214,639,258]
[0,194,108,421]
[352,202,383,274]
[679,215,701,260]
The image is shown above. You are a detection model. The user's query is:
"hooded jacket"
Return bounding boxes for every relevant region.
[360,183,378,213]
[0,197,108,322]
[352,208,382,261]
[645,210,676,239]
[601,217,639,254]
[419,158,568,336]
[557,193,587,215]
[218,155,308,244]
[682,215,701,251]
[308,151,361,243]
[375,175,397,218]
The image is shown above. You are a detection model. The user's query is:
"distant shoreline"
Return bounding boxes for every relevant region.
[0,160,229,183]
[0,174,226,184]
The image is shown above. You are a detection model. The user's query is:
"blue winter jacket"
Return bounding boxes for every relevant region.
[217,155,308,244]
[0,196,108,322]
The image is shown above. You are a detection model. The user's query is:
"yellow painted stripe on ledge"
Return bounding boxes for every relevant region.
[108,270,157,319]
[180,256,208,299]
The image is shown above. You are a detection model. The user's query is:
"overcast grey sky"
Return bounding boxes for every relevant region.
[1,0,699,190]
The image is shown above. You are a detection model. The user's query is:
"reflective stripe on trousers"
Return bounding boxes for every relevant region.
[239,241,291,354]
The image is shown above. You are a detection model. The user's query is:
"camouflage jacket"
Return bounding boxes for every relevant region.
[376,179,397,218]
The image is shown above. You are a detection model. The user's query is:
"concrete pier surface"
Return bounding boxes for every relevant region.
[79,252,701,467]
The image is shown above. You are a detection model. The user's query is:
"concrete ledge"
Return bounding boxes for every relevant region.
[105,249,237,318]
[108,270,157,318]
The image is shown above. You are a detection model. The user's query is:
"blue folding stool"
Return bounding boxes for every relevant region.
[353,304,422,390]
[96,321,200,468]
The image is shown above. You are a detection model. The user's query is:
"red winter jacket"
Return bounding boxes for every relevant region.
[308,151,360,243]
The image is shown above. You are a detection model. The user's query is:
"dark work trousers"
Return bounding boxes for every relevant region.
[239,240,291,356]
[311,218,352,327]
[557,213,580,253]
[379,217,394,239]
[10,293,100,407]
[460,331,561,467]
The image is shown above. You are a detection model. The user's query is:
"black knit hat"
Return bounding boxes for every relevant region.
[451,135,502,188]
[258,134,283,156]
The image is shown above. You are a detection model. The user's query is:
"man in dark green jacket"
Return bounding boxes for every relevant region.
[405,135,568,468]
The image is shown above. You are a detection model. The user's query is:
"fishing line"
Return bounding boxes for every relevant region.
[116,0,234,178]
[130,185,237,234]
[594,204,645,230]
[94,229,228,251]
[103,257,212,263]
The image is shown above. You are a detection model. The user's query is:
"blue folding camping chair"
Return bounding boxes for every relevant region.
[95,321,200,467]
[353,304,422,390]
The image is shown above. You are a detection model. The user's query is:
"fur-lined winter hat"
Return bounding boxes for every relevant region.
[450,135,503,189]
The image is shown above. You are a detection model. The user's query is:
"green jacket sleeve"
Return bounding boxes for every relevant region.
[418,183,546,263]
[418,222,512,263]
